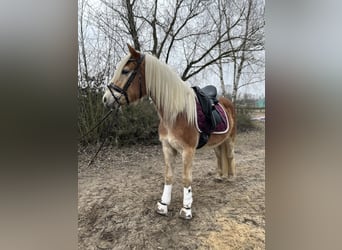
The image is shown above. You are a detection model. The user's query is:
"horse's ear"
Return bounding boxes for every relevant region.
[127,43,140,59]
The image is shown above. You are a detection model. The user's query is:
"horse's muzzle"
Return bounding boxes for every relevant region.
[102,91,116,109]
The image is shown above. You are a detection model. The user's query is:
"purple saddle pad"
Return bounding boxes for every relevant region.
[195,100,229,134]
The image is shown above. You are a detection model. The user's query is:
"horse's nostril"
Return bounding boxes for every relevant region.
[103,97,107,103]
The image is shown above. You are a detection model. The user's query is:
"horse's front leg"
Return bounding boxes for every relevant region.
[156,140,177,216]
[179,147,195,219]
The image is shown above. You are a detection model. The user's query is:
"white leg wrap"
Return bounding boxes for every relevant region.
[183,186,193,208]
[179,207,192,219]
[156,201,168,215]
[161,184,172,205]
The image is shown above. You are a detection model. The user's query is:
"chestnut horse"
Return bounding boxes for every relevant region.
[102,44,236,219]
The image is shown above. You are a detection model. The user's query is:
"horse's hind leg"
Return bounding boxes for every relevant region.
[214,146,223,180]
[179,147,195,220]
[226,138,236,179]
[156,140,177,216]
[214,142,230,178]
[214,139,235,179]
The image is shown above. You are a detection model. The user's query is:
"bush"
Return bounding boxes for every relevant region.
[114,100,160,146]
[236,110,258,132]
[78,88,160,146]
[78,88,109,145]
[78,88,258,147]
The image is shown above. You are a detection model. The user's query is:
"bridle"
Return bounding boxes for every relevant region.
[82,53,145,166]
[107,54,145,106]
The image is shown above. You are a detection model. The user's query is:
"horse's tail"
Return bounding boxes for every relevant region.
[217,96,237,177]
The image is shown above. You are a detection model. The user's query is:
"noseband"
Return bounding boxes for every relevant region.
[107,54,145,105]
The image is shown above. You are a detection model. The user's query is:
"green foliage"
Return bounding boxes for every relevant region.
[78,88,260,146]
[114,100,160,146]
[78,88,109,145]
[236,109,258,133]
[78,88,160,146]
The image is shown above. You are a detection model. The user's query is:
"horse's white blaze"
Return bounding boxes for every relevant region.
[103,89,120,105]
[183,186,193,208]
[161,184,172,205]
[111,54,131,84]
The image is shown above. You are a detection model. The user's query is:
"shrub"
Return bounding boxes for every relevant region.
[78,88,259,147]
[236,110,258,132]
[78,88,109,145]
[114,100,160,146]
[78,88,160,146]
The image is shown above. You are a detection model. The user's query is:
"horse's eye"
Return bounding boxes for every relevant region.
[122,69,129,75]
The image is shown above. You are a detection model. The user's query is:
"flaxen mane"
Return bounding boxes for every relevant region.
[144,54,196,126]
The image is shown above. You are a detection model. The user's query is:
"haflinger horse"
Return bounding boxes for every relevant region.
[102,44,236,220]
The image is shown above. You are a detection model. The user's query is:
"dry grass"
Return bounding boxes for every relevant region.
[78,123,265,249]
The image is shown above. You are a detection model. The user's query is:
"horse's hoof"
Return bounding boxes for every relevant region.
[156,201,168,216]
[179,207,192,220]
[214,176,223,182]
[228,175,236,182]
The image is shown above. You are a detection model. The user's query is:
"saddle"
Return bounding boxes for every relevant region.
[192,85,223,149]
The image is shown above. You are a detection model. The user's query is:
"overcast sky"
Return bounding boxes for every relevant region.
[80,0,265,99]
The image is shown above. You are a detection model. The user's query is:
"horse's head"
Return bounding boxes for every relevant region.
[103,44,146,109]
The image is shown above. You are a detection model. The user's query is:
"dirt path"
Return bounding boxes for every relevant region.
[78,123,265,249]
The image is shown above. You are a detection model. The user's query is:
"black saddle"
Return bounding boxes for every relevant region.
[192,85,223,149]
[201,85,218,100]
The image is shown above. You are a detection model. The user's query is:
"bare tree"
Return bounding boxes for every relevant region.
[78,0,89,86]
[209,0,229,95]
[79,0,265,98]
[79,0,129,90]
[217,0,226,96]
[96,0,240,80]
[225,0,265,103]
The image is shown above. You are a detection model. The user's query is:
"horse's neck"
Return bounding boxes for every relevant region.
[146,56,195,126]
[149,95,165,120]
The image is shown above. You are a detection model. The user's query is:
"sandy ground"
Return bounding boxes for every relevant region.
[78,123,265,249]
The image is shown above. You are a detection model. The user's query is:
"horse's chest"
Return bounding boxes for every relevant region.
[168,134,184,151]
[159,129,184,152]
[159,121,198,150]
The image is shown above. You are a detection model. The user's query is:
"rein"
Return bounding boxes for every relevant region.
[78,109,113,141]
[107,54,145,105]
[79,107,119,167]
[86,107,120,166]
[80,54,145,166]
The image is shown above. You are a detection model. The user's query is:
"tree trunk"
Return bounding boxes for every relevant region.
[79,0,89,84]
[218,53,226,96]
[125,0,141,51]
[229,0,253,104]
[217,0,226,96]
